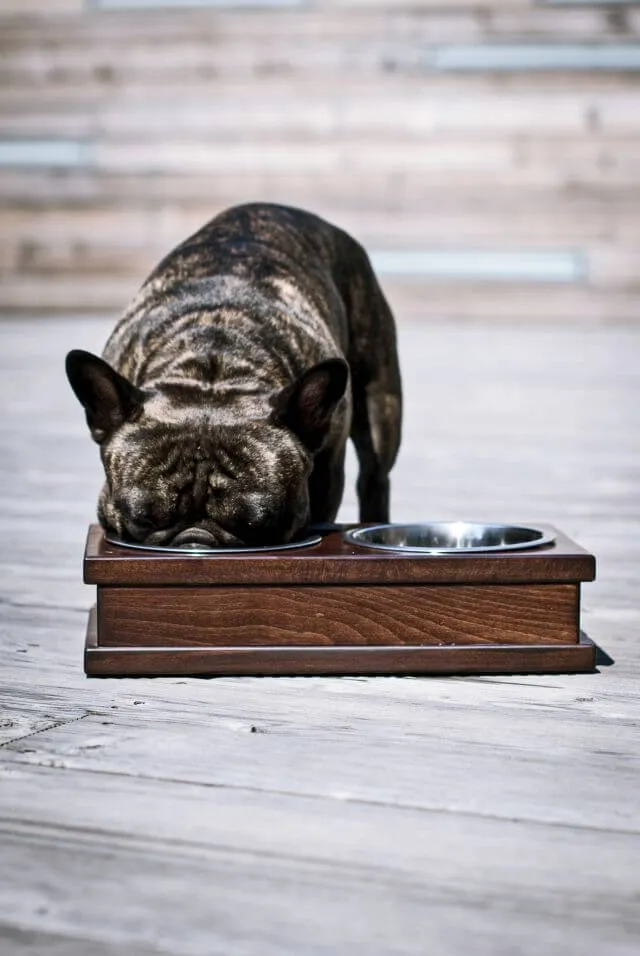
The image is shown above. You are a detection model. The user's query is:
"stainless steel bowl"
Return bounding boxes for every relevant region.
[105,533,322,555]
[343,522,555,554]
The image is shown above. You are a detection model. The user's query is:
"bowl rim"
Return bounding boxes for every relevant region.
[343,521,556,554]
[104,532,323,555]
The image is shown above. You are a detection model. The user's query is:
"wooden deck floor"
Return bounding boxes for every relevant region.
[1,317,639,955]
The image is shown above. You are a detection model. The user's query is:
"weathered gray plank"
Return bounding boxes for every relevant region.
[6,91,640,139]
[2,702,639,830]
[0,767,639,956]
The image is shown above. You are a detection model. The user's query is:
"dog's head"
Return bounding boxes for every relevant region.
[66,349,348,547]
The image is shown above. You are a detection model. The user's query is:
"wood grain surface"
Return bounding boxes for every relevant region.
[96,583,579,648]
[1,313,639,950]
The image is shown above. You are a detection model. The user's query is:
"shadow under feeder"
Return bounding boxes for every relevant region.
[83,523,596,677]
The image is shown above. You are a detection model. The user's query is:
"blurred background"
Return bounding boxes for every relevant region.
[1,0,640,324]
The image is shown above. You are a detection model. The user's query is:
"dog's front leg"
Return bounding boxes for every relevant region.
[308,445,347,525]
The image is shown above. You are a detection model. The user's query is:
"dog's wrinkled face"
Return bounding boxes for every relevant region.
[97,416,312,548]
[66,350,348,548]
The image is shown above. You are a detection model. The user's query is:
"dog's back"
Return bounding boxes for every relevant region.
[103,204,359,388]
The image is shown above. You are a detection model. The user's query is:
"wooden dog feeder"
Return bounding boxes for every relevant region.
[83,523,596,677]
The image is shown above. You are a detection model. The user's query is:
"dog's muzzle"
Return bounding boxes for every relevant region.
[171,527,223,548]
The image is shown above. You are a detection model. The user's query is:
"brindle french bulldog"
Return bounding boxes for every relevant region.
[66,203,402,548]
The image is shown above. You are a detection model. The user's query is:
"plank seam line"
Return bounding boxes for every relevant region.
[0,600,87,614]
[0,828,495,893]
[0,713,90,751]
[0,923,169,956]
[7,761,639,838]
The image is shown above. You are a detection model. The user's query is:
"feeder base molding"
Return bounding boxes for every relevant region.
[84,608,596,677]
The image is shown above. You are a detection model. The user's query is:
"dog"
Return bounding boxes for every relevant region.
[66,203,402,548]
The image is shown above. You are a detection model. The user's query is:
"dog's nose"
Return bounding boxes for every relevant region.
[171,527,219,549]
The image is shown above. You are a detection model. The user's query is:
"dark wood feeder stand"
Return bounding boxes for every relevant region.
[83,523,596,677]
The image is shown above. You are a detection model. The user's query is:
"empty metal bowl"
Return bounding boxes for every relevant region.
[105,533,322,555]
[343,522,555,554]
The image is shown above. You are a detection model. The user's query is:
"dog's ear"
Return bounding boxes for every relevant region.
[274,358,349,451]
[65,349,144,443]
